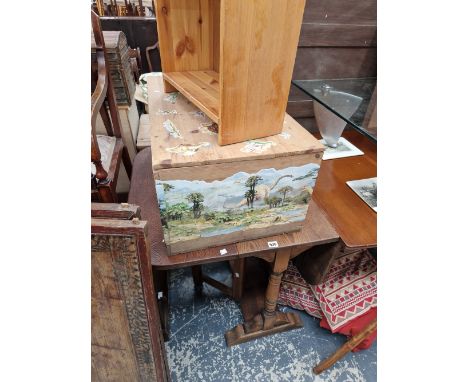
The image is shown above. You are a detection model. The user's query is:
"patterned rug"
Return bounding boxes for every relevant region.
[279,263,323,319]
[279,249,377,332]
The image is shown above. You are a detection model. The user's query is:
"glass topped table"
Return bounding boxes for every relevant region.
[292,78,377,142]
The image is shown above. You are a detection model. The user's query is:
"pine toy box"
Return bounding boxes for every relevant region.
[149,75,325,255]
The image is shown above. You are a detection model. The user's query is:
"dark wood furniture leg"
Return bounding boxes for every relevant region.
[225,249,303,347]
[293,241,343,285]
[191,265,203,295]
[96,181,118,203]
[231,258,245,302]
[190,259,246,301]
[146,41,159,73]
[193,266,233,297]
[153,267,170,341]
[121,146,133,179]
[313,319,377,374]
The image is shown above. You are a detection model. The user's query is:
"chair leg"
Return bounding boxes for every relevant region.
[231,258,245,302]
[313,319,377,374]
[191,265,203,295]
[99,104,114,136]
[122,146,133,179]
[97,182,118,203]
[293,241,343,285]
[153,268,170,341]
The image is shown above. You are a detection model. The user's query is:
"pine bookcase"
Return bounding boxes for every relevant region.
[155,0,306,145]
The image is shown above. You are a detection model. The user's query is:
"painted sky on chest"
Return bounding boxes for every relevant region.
[156,163,320,210]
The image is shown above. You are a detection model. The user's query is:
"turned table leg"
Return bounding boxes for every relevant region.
[225,249,303,347]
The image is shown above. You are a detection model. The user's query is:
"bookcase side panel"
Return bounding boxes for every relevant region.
[211,0,221,72]
[219,0,306,145]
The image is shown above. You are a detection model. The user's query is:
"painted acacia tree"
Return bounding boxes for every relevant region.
[278,186,293,206]
[186,192,204,218]
[166,203,189,221]
[244,190,256,208]
[245,175,263,208]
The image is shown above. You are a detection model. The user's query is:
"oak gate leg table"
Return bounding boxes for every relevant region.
[128,147,340,344]
[309,129,377,372]
[291,76,378,371]
[291,78,377,250]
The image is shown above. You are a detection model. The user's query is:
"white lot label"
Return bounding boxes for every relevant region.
[268,241,279,248]
[220,248,228,255]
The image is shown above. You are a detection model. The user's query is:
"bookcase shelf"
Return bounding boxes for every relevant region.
[164,70,220,123]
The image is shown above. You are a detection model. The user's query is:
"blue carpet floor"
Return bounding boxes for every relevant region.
[165,262,377,382]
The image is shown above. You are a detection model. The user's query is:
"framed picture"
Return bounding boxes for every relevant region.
[320,137,364,160]
[346,177,377,212]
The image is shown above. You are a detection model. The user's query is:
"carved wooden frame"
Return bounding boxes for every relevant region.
[91,207,169,381]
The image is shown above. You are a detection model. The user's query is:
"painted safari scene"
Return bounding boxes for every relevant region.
[156,163,320,245]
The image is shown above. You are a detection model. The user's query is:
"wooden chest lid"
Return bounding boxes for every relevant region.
[149,75,324,171]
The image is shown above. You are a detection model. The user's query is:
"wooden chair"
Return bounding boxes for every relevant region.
[91,202,170,381]
[129,47,142,84]
[145,41,159,73]
[145,0,160,74]
[91,10,132,203]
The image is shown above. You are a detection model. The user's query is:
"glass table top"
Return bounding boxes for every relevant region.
[292,78,377,142]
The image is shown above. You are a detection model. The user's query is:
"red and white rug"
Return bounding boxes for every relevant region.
[278,262,323,319]
[279,248,377,348]
[312,249,377,332]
